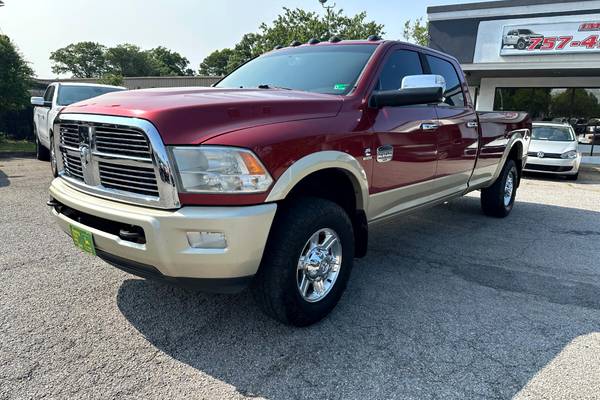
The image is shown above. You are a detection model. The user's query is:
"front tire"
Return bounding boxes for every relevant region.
[517,39,526,50]
[481,159,518,218]
[252,197,354,326]
[35,130,50,161]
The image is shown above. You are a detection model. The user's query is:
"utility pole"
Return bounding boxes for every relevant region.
[318,0,336,39]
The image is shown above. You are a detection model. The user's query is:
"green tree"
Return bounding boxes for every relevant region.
[147,46,193,76]
[105,44,155,77]
[199,48,234,76]
[98,73,124,86]
[0,35,34,112]
[50,41,107,78]
[199,7,384,75]
[403,18,429,46]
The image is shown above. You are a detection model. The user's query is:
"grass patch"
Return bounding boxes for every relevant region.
[0,139,35,153]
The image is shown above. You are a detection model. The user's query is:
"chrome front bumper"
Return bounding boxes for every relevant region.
[524,155,581,175]
[49,178,276,286]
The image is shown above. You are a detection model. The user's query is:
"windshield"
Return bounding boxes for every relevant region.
[57,86,125,106]
[532,125,575,141]
[216,45,377,95]
[520,29,534,34]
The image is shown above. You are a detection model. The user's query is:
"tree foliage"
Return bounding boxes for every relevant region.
[199,7,385,76]
[50,42,193,78]
[403,18,429,47]
[50,41,107,78]
[0,35,34,112]
[198,48,234,76]
[148,46,194,76]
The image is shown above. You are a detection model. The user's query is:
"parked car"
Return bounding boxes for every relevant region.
[524,122,581,180]
[580,119,600,144]
[47,39,531,326]
[30,83,126,173]
[502,28,544,50]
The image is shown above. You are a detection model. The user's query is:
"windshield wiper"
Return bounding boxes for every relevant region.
[257,84,293,90]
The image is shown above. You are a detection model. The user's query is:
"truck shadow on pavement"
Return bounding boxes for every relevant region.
[0,169,10,188]
[117,196,600,399]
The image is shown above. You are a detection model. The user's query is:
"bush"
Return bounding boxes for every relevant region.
[0,107,34,141]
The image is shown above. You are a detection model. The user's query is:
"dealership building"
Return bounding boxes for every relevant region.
[428,0,600,131]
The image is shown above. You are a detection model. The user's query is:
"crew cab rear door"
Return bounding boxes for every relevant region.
[369,47,438,197]
[424,54,479,193]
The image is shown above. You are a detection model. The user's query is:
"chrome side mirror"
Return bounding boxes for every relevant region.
[31,97,50,107]
[401,74,446,93]
[370,74,446,108]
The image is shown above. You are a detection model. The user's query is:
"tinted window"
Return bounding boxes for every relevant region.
[57,86,124,106]
[43,86,55,103]
[520,29,533,34]
[216,45,376,95]
[376,49,423,91]
[426,55,464,107]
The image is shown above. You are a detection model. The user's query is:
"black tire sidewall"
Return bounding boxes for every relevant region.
[517,40,526,50]
[254,198,354,326]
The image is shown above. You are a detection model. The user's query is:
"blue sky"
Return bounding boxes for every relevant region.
[0,0,490,77]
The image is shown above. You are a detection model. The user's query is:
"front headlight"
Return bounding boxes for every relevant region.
[561,150,578,159]
[170,146,273,193]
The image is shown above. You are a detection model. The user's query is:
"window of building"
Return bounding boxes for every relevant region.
[425,55,465,107]
[494,87,600,134]
[376,49,423,91]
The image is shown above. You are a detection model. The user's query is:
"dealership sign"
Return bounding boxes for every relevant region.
[500,21,600,55]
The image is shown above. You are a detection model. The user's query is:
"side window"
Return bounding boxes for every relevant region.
[43,86,55,103]
[425,55,465,107]
[377,50,423,91]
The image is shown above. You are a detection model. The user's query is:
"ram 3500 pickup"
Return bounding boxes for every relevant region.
[48,39,531,326]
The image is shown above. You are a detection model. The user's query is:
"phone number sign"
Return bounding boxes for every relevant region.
[500,21,600,55]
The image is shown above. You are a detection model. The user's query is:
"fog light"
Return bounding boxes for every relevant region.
[186,231,227,249]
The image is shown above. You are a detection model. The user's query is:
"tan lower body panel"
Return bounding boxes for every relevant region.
[50,178,277,279]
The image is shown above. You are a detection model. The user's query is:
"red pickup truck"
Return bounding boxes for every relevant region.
[48,39,531,326]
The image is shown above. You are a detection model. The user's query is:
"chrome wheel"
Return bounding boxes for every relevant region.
[504,171,514,207]
[297,228,342,303]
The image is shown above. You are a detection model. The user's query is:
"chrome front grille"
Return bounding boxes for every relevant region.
[95,126,152,158]
[98,161,159,197]
[54,114,180,209]
[62,151,84,180]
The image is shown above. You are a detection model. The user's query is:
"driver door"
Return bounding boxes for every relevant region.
[368,48,439,219]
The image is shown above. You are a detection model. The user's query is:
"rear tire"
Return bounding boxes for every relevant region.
[251,197,354,326]
[35,130,50,161]
[481,159,518,218]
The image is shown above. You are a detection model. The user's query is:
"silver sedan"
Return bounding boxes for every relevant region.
[524,122,581,180]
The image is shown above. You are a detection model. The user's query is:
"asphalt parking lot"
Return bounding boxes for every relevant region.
[1,156,600,400]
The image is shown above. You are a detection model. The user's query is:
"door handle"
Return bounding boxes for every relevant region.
[467,121,478,129]
[421,123,439,131]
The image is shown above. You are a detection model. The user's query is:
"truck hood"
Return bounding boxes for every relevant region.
[61,87,343,145]
[529,139,576,154]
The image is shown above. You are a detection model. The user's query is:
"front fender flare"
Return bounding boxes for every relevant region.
[265,151,369,211]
